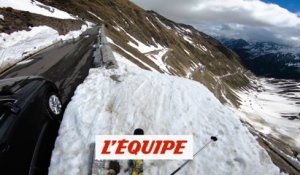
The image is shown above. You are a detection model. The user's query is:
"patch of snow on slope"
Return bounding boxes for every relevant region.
[112,25,127,33]
[184,49,190,55]
[181,27,192,33]
[0,26,59,71]
[113,26,121,32]
[209,50,215,58]
[0,0,75,19]
[87,11,103,21]
[146,48,169,73]
[199,44,208,52]
[190,61,200,71]
[107,37,158,72]
[186,72,192,79]
[186,61,205,78]
[116,9,134,25]
[126,33,163,54]
[175,26,192,34]
[174,26,183,35]
[155,16,171,30]
[0,14,4,20]
[49,59,280,175]
[146,17,159,31]
[183,35,194,44]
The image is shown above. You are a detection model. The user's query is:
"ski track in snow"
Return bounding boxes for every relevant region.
[49,52,280,175]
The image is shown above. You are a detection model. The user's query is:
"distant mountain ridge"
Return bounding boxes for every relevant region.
[219,38,300,79]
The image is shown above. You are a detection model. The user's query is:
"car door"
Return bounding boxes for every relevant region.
[0,86,48,175]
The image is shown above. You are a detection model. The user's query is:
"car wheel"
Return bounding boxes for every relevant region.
[47,92,62,118]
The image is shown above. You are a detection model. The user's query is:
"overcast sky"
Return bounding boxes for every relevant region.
[132,0,300,46]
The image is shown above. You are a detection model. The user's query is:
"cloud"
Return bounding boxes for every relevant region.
[132,0,300,46]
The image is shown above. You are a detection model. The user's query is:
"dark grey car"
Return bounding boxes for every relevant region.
[0,76,63,175]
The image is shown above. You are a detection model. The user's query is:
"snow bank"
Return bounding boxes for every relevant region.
[0,26,59,71]
[0,0,74,19]
[49,52,280,175]
[0,25,88,72]
[59,25,89,41]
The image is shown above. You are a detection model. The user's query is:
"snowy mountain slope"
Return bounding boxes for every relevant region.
[220,38,300,79]
[49,52,280,175]
[35,0,252,107]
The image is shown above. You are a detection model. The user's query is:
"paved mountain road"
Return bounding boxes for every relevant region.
[0,26,100,105]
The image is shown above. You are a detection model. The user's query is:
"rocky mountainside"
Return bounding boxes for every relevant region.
[219,38,300,79]
[31,0,252,106]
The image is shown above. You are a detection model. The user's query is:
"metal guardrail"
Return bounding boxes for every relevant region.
[93,25,118,69]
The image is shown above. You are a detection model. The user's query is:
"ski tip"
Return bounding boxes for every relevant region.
[134,128,144,135]
[211,136,218,141]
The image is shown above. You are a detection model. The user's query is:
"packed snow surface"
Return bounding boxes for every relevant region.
[0,0,74,19]
[49,52,280,175]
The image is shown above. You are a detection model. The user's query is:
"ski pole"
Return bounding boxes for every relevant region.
[170,136,218,175]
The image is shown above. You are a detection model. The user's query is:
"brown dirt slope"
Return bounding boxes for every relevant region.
[0,7,83,35]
